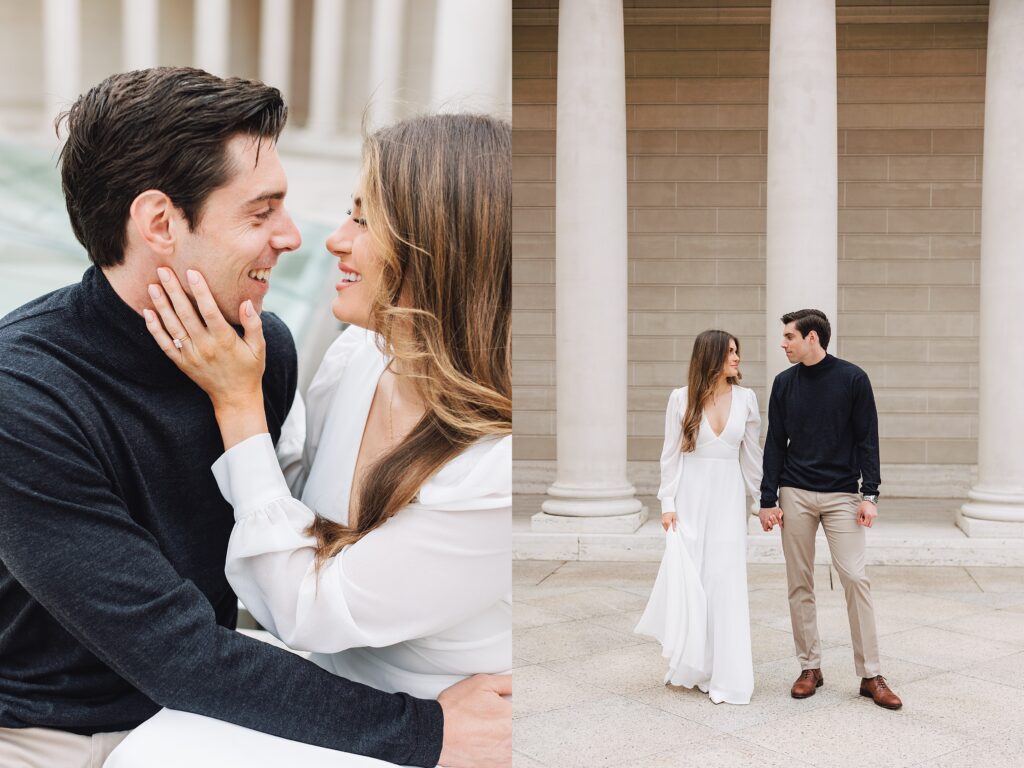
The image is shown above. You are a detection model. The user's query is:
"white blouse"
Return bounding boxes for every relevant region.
[212,325,512,700]
[656,385,763,515]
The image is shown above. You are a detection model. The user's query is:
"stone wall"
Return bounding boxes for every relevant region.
[512,4,985,496]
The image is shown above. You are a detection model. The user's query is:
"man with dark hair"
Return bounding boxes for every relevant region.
[758,308,902,710]
[0,68,508,767]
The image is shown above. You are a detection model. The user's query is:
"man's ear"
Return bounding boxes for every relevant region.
[807,330,819,348]
[129,190,177,257]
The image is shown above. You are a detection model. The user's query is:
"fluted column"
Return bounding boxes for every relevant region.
[43,0,80,124]
[307,0,346,135]
[535,0,644,533]
[765,0,839,382]
[259,0,293,93]
[122,0,159,70]
[194,0,230,76]
[958,0,1024,537]
[368,0,406,127]
[431,0,511,117]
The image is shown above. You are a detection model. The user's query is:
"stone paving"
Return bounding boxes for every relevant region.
[513,560,1024,768]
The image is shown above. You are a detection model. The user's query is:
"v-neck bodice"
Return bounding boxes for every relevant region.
[700,385,741,444]
[701,385,736,440]
[299,332,388,526]
[696,385,742,453]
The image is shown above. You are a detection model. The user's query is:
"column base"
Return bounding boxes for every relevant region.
[534,478,647,533]
[958,485,1024,537]
[957,506,1024,538]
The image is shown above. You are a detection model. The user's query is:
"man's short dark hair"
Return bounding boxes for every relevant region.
[781,308,831,350]
[57,67,288,268]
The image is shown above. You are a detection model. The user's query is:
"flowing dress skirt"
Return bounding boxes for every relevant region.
[636,455,753,704]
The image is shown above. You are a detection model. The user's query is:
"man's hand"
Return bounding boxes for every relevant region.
[438,673,511,768]
[758,506,783,532]
[857,500,877,528]
[661,511,677,531]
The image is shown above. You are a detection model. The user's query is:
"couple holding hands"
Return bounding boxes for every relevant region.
[637,309,903,711]
[0,67,510,767]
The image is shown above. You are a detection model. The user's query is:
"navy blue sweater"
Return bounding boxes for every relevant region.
[0,267,441,765]
[760,354,882,508]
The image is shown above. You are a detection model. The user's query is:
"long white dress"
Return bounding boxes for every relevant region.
[635,385,762,705]
[105,325,512,767]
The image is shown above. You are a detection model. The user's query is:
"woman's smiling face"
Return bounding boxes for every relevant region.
[327,171,383,329]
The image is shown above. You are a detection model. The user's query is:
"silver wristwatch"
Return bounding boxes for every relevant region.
[861,493,879,505]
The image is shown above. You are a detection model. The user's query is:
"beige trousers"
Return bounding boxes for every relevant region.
[0,727,130,768]
[779,486,881,678]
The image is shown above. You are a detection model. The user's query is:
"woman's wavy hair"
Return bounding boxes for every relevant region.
[680,330,742,453]
[308,113,511,564]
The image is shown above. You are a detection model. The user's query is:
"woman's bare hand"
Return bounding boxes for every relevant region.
[143,267,269,448]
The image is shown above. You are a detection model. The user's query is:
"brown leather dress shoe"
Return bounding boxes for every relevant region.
[791,668,823,698]
[860,675,903,710]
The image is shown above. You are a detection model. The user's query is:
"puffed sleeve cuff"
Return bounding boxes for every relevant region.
[660,497,676,514]
[211,433,292,520]
[760,493,777,509]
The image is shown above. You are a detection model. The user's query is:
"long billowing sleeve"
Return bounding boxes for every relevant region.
[739,388,764,513]
[657,388,686,514]
[760,375,787,509]
[217,434,511,654]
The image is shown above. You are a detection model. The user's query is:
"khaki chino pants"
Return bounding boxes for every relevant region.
[0,726,130,768]
[779,486,882,679]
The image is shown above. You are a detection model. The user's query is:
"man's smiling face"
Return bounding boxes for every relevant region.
[169,134,301,322]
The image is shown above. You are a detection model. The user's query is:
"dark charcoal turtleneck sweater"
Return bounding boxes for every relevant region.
[0,266,441,766]
[760,353,882,508]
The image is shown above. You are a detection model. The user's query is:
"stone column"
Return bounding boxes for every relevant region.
[259,0,293,93]
[307,0,346,135]
[958,0,1024,537]
[122,0,159,70]
[765,0,839,382]
[43,0,80,124]
[194,0,230,76]
[368,0,406,127]
[535,0,644,533]
[431,0,511,117]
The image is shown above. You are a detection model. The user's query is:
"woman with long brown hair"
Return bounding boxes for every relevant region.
[112,113,511,767]
[635,330,763,705]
